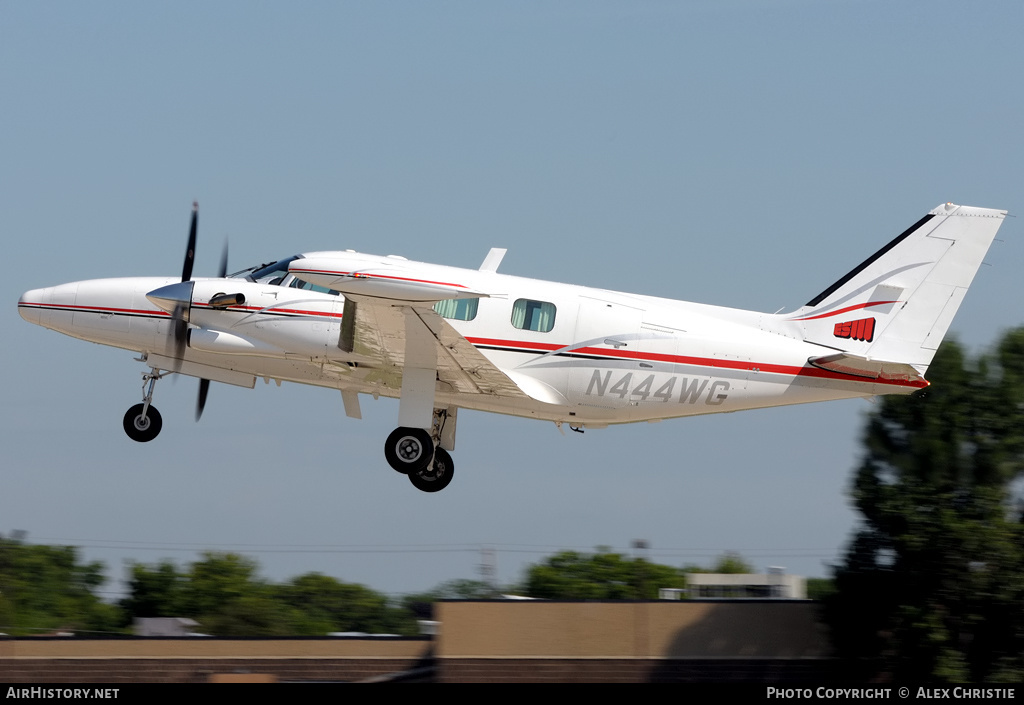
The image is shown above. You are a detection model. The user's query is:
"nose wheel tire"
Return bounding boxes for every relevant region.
[123,403,162,442]
[384,427,434,474]
[408,447,454,493]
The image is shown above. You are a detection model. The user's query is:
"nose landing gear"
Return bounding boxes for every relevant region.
[123,369,168,442]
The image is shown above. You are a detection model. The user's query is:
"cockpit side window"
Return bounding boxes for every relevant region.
[289,278,340,296]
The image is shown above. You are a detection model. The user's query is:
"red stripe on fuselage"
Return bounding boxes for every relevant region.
[18,302,171,317]
[191,303,344,318]
[21,301,344,319]
[466,336,926,389]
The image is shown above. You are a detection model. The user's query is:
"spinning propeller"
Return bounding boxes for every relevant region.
[193,240,232,421]
[170,204,199,369]
[146,202,232,422]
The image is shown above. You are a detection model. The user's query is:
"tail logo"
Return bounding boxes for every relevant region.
[834,317,875,342]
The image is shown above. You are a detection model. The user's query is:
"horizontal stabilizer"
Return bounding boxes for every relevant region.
[808,352,927,385]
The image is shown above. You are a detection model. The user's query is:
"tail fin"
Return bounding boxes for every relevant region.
[785,202,1007,372]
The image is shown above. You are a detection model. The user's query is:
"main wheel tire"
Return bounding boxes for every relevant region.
[384,427,434,474]
[408,447,454,493]
[123,403,163,442]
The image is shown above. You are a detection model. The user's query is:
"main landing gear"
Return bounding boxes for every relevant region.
[383,409,456,493]
[384,427,434,473]
[409,447,453,493]
[123,369,167,443]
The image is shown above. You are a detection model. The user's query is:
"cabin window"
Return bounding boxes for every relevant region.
[433,298,478,321]
[511,299,556,332]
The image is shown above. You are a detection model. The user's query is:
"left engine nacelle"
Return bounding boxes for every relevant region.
[188,329,284,357]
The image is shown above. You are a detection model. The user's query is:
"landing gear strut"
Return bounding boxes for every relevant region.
[123,369,167,442]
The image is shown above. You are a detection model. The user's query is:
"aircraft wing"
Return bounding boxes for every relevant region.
[345,297,530,400]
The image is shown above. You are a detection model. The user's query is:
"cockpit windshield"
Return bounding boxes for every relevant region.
[227,255,339,295]
[228,255,300,285]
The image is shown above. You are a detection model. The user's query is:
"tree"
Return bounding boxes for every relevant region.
[122,552,292,636]
[522,549,683,599]
[417,578,499,600]
[120,555,420,636]
[825,331,1024,682]
[120,560,184,619]
[683,551,755,575]
[805,577,835,601]
[274,572,418,635]
[0,536,121,635]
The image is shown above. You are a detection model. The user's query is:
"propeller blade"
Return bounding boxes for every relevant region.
[196,378,210,421]
[218,239,229,279]
[171,302,188,372]
[182,202,198,282]
[147,281,194,373]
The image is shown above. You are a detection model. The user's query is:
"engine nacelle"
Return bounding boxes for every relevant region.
[188,328,283,357]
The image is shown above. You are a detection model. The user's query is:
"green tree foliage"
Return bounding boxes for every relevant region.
[399,578,501,624]
[712,551,754,574]
[825,331,1024,682]
[421,578,498,600]
[120,554,419,636]
[0,537,121,635]
[179,552,264,620]
[274,572,418,635]
[805,577,835,601]
[121,552,291,636]
[683,551,755,575]
[522,549,683,599]
[121,560,184,619]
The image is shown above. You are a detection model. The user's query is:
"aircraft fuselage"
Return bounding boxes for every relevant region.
[18,266,914,429]
[18,202,1006,491]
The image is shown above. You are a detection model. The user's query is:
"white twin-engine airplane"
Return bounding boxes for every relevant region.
[18,202,1007,492]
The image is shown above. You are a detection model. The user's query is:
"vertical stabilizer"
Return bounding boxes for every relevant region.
[785,203,1006,371]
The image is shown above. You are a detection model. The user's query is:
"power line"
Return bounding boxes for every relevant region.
[27,536,842,560]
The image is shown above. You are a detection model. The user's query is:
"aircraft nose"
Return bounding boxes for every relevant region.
[18,287,51,326]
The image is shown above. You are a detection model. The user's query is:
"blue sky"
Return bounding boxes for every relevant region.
[3,1,1022,601]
